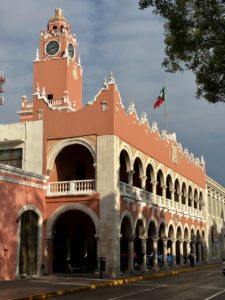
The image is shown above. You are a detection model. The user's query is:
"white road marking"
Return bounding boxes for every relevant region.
[199,274,212,277]
[108,285,167,300]
[204,288,225,300]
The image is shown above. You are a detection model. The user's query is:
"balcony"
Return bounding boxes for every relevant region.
[119,182,204,219]
[47,179,95,197]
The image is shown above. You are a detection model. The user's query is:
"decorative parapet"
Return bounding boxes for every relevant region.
[33,84,76,112]
[139,112,150,128]
[88,82,205,170]
[206,176,225,196]
[126,102,139,121]
[21,95,33,109]
[88,73,123,107]
[151,121,159,133]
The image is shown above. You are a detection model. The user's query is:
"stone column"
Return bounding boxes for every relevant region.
[178,192,182,204]
[186,240,191,255]
[152,238,159,271]
[179,239,184,266]
[184,194,188,206]
[162,238,168,268]
[192,239,197,266]
[185,240,191,265]
[95,234,100,258]
[151,181,157,203]
[198,241,202,265]
[192,240,196,256]
[171,188,175,202]
[172,239,176,266]
[151,181,157,195]
[141,176,147,190]
[128,170,135,186]
[127,235,135,273]
[141,236,147,272]
[203,241,208,263]
[162,185,167,199]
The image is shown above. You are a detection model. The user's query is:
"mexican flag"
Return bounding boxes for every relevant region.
[154,86,166,109]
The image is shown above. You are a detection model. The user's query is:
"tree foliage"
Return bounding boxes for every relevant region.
[139,0,225,103]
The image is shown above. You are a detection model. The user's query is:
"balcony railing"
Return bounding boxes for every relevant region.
[47,179,95,196]
[120,182,204,219]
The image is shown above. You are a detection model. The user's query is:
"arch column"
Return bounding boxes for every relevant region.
[151,181,157,194]
[141,176,147,190]
[178,192,182,204]
[171,188,175,202]
[186,240,191,255]
[172,239,176,266]
[162,238,168,268]
[128,170,135,186]
[191,239,197,266]
[162,186,166,199]
[189,196,193,208]
[152,237,159,271]
[183,195,188,206]
[141,236,147,272]
[179,239,184,266]
[198,241,202,265]
[127,235,135,272]
[185,240,191,266]
[192,239,196,256]
[201,241,207,263]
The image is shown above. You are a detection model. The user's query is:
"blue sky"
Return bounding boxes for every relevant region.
[0,0,225,186]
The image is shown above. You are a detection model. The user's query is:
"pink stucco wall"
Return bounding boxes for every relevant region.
[0,169,46,280]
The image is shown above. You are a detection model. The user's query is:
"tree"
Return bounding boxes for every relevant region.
[139,0,225,103]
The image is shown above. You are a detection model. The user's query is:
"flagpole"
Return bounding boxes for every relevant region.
[165,84,168,132]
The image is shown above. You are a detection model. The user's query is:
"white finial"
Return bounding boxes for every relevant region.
[78,55,81,65]
[42,86,46,96]
[151,121,158,132]
[102,77,107,89]
[34,48,39,61]
[36,83,40,93]
[128,101,135,111]
[200,155,205,166]
[108,72,115,84]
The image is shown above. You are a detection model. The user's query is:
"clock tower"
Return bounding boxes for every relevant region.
[33,8,82,113]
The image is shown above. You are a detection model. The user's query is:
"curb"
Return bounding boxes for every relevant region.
[11,264,219,300]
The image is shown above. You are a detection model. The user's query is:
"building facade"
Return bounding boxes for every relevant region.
[0,8,224,280]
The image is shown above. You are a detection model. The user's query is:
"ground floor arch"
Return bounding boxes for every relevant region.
[52,209,97,273]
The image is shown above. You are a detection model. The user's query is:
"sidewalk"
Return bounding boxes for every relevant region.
[0,264,219,300]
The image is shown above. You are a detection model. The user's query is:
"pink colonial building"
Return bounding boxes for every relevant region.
[0,8,224,280]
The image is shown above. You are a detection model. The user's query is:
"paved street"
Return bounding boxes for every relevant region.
[50,267,225,300]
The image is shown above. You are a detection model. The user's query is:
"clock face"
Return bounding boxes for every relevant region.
[68,43,75,58]
[46,40,60,56]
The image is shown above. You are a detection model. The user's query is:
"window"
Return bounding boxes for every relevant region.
[0,148,22,168]
[47,94,53,100]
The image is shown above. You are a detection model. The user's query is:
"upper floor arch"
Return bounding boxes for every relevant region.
[47,137,96,175]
